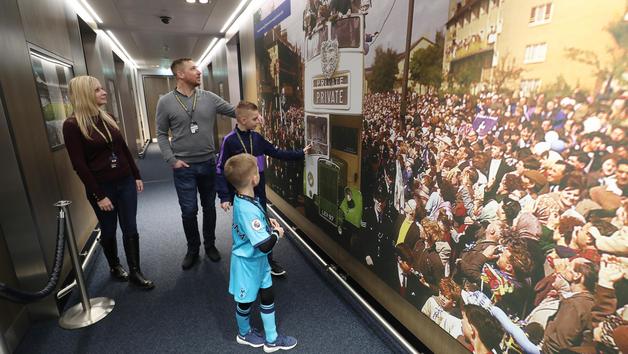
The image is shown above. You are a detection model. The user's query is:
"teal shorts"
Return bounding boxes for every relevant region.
[229,254,272,303]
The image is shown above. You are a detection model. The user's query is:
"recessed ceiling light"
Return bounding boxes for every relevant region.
[186,0,196,3]
[199,0,208,3]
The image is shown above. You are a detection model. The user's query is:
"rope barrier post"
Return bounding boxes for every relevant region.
[55,201,115,329]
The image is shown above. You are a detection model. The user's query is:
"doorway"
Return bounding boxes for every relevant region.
[142,76,174,141]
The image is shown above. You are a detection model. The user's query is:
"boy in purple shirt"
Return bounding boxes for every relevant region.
[216,101,310,276]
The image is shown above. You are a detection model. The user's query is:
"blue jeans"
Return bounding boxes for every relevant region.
[173,159,217,253]
[87,176,138,242]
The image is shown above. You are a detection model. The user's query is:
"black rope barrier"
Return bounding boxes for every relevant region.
[0,211,66,304]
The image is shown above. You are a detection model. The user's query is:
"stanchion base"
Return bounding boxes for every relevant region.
[59,297,115,329]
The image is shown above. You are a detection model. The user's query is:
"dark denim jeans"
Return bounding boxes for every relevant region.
[173,159,217,253]
[87,176,137,242]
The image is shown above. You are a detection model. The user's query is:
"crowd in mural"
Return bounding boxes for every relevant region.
[262,106,306,202]
[359,90,627,353]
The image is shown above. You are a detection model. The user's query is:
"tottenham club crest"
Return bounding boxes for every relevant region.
[321,39,339,79]
[251,219,263,231]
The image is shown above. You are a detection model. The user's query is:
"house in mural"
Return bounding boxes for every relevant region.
[394,37,435,94]
[443,0,625,96]
[257,25,304,112]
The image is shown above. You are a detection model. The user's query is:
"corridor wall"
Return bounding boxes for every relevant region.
[210,0,627,352]
[0,0,141,350]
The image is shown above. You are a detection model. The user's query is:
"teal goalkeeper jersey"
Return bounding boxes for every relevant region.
[231,194,272,258]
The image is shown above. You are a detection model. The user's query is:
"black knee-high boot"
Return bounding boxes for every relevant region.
[123,233,155,290]
[100,236,128,281]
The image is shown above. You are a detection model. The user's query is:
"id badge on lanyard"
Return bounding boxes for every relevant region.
[110,152,118,168]
[190,121,199,134]
[93,118,117,169]
[174,90,199,134]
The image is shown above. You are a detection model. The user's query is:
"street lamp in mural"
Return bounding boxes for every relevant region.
[399,0,415,120]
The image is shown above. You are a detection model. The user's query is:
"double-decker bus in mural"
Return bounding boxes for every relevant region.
[254,0,368,243]
[254,0,628,352]
[303,12,365,237]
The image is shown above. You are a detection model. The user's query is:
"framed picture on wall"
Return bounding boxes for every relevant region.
[106,79,121,119]
[28,46,74,150]
[218,82,225,99]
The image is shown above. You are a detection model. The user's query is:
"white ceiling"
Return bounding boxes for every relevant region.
[86,0,242,68]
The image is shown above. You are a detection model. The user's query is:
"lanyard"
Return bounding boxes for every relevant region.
[235,128,253,155]
[173,89,197,119]
[236,194,270,226]
[92,117,113,148]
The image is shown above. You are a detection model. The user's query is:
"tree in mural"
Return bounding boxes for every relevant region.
[448,64,477,95]
[369,46,399,93]
[491,53,524,94]
[409,35,444,92]
[565,19,628,94]
[542,75,573,100]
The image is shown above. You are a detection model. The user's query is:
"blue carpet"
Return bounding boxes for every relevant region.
[15,145,403,354]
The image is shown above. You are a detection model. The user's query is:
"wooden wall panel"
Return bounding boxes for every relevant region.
[142,76,172,140]
[0,1,60,348]
[65,2,87,77]
[18,0,73,61]
[115,58,141,158]
[207,44,234,145]
[0,0,62,277]
[0,0,135,348]
[237,17,257,103]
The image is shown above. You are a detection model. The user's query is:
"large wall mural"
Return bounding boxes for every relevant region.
[253,0,628,352]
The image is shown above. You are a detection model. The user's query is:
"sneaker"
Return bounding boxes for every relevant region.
[270,260,287,276]
[181,252,199,270]
[205,245,221,262]
[263,334,297,353]
[236,328,265,348]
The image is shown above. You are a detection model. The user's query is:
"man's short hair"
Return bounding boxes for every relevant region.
[521,156,541,171]
[439,278,461,305]
[561,171,587,191]
[572,152,591,166]
[170,57,193,76]
[506,242,533,279]
[461,146,474,159]
[502,197,521,224]
[462,304,504,351]
[235,101,259,117]
[554,160,574,176]
[466,168,479,184]
[601,154,619,164]
[573,261,599,293]
[395,243,415,263]
[492,140,506,151]
[420,218,443,244]
[224,154,258,190]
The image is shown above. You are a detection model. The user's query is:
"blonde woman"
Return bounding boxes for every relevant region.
[62,75,154,290]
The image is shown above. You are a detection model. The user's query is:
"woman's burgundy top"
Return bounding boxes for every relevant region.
[63,115,141,201]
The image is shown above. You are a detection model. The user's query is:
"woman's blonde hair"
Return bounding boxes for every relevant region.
[68,76,118,139]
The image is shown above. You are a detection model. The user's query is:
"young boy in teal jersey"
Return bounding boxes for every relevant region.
[223,153,297,352]
[217,101,311,277]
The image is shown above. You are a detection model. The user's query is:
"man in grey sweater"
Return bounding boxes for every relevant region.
[156,57,236,270]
